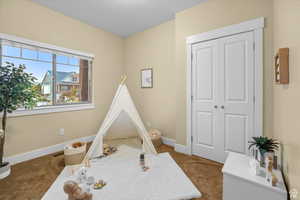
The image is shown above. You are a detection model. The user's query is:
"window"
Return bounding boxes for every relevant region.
[0,38,93,112]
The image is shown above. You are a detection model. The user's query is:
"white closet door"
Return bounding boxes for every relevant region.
[191,31,255,163]
[218,31,254,162]
[191,39,220,162]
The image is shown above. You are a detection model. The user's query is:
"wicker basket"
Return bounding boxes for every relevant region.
[64,142,86,166]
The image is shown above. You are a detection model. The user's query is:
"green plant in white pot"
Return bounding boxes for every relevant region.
[248,136,280,167]
[0,62,40,179]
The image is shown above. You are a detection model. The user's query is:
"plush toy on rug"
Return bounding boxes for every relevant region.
[103,144,117,156]
[63,180,93,200]
[77,167,88,183]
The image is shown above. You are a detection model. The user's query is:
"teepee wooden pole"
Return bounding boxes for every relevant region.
[120,75,127,85]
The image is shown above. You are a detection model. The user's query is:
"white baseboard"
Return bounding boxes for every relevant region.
[174,144,191,155]
[4,135,188,165]
[4,135,95,165]
[161,137,175,147]
[161,138,191,155]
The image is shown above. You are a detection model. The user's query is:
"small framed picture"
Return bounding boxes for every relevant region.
[141,68,153,88]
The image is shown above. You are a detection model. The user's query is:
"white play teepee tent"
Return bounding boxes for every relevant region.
[85,76,157,161]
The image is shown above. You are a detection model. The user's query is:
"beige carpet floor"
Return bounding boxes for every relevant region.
[0,145,223,200]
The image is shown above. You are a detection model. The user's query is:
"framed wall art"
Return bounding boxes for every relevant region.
[141,68,153,88]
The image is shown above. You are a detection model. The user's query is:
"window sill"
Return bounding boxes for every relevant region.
[8,103,95,117]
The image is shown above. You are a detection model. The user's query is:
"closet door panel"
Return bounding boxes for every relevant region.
[191,31,255,163]
[191,40,220,162]
[218,31,254,161]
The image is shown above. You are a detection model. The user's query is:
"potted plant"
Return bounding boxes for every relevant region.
[0,62,40,179]
[248,136,280,167]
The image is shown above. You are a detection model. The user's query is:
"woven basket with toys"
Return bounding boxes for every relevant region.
[64,142,87,166]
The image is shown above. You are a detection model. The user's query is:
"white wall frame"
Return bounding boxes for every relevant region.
[9,103,95,117]
[186,17,264,155]
[0,33,95,59]
[1,32,96,117]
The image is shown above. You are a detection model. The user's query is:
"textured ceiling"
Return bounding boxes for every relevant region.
[32,0,207,37]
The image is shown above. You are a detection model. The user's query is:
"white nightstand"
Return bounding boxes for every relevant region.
[222,152,288,200]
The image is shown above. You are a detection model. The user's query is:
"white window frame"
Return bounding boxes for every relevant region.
[185,17,264,155]
[0,33,95,117]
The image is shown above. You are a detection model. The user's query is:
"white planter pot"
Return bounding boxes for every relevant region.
[0,162,11,179]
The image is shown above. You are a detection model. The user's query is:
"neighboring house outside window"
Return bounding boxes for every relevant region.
[41,71,81,104]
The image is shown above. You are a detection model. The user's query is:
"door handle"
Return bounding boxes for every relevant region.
[221,105,225,109]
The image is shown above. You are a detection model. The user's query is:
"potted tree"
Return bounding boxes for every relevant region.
[0,62,40,179]
[248,136,280,167]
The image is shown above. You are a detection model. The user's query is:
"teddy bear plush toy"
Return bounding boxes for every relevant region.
[63,180,93,200]
[103,144,117,156]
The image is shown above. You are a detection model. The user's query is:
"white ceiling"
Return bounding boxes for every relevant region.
[31,0,207,37]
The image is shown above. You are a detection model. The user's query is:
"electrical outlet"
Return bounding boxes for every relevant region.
[290,189,298,200]
[59,128,64,136]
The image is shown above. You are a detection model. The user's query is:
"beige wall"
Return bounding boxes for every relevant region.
[273,0,300,196]
[0,0,124,156]
[123,0,275,144]
[124,21,176,139]
[175,0,274,144]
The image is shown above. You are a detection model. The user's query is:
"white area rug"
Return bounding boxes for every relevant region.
[42,145,201,200]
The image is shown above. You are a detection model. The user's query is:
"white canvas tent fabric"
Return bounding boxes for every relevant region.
[85,81,157,161]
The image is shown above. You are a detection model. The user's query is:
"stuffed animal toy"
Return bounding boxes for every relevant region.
[103,144,117,156]
[72,142,85,148]
[63,180,93,200]
[77,167,88,183]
